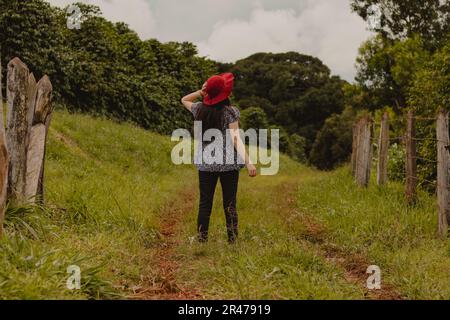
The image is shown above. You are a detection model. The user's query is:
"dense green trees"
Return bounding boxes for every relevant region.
[0,0,345,167]
[240,107,269,132]
[0,0,215,134]
[355,35,430,111]
[310,107,357,170]
[220,52,345,166]
[0,0,62,81]
[407,40,450,188]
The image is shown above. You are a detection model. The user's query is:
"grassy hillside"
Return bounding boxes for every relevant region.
[0,110,196,299]
[1,110,449,300]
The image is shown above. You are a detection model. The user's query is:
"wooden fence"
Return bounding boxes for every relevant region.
[351,110,450,237]
[0,56,53,236]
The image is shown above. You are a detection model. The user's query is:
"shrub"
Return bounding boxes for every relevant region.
[387,143,406,182]
[310,107,357,170]
[288,134,308,164]
[240,107,270,131]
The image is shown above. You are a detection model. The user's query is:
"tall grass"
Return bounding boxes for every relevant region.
[2,109,449,300]
[0,110,195,299]
[295,167,450,299]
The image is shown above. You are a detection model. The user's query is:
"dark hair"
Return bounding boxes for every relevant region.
[195,98,231,133]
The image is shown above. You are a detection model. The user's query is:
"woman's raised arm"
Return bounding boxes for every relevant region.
[181,83,206,112]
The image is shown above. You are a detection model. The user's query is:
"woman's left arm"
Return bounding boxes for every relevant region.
[229,121,257,178]
[181,83,206,112]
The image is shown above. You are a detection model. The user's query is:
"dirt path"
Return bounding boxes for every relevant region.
[131,173,402,300]
[131,187,203,300]
[279,180,402,300]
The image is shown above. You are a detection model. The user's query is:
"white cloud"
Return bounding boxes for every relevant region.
[197,0,372,81]
[46,0,372,81]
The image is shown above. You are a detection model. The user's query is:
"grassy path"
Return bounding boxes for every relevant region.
[155,159,445,300]
[165,161,370,299]
[131,188,202,300]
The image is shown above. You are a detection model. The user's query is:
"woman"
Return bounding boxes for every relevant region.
[181,73,257,243]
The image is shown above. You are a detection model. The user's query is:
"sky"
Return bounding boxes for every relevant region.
[47,0,373,81]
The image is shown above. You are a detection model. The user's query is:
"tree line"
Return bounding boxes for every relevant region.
[0,0,215,135]
[1,0,448,172]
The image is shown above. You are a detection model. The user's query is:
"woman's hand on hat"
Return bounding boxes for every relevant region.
[200,82,207,97]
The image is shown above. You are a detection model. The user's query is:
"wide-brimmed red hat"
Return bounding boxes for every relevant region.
[203,73,234,106]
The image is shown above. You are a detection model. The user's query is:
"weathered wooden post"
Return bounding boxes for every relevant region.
[377,113,390,186]
[351,122,360,177]
[355,116,372,187]
[6,58,33,205]
[355,118,364,185]
[25,75,53,202]
[0,55,9,235]
[405,110,417,204]
[436,109,449,237]
[355,119,364,181]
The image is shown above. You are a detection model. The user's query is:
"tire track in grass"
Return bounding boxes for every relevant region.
[132,169,401,300]
[280,181,403,300]
[130,186,203,300]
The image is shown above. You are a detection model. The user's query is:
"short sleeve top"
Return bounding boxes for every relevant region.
[191,102,245,172]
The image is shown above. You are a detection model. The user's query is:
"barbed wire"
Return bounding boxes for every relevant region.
[370,116,446,125]
[369,137,449,143]
[356,113,450,186]
[413,156,438,163]
[413,116,446,121]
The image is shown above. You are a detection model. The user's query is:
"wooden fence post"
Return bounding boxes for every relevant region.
[436,109,449,237]
[355,116,372,187]
[0,55,9,236]
[405,110,417,204]
[6,58,33,205]
[377,112,389,186]
[25,75,53,202]
[351,122,359,177]
[355,118,364,183]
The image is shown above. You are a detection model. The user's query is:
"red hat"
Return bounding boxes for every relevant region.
[203,73,234,106]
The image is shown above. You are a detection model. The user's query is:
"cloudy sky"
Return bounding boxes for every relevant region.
[47,0,373,81]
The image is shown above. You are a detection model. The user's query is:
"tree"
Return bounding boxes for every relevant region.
[221,52,345,159]
[0,0,216,134]
[310,107,357,170]
[0,0,63,81]
[351,0,450,47]
[288,134,308,164]
[229,52,331,105]
[240,107,269,131]
[408,41,450,116]
[355,35,430,111]
[407,39,450,190]
[237,96,275,118]
[275,76,345,149]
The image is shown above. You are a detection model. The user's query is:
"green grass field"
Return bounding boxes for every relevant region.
[1,110,449,299]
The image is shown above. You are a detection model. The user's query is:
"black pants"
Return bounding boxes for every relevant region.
[198,170,239,243]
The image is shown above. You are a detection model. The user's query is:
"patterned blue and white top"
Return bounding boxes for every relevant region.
[191,102,245,172]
